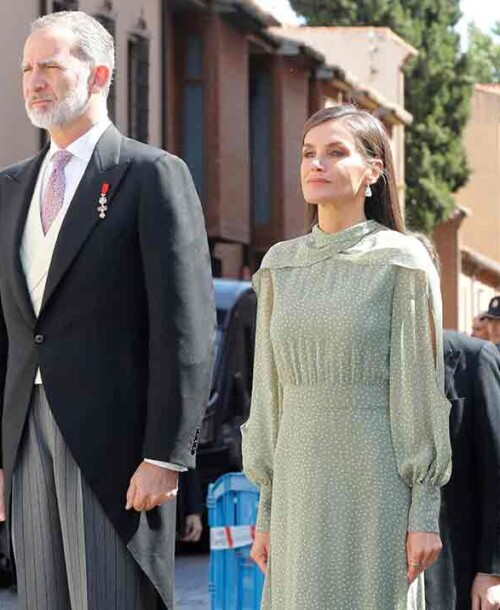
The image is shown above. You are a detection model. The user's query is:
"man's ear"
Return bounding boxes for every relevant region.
[89,65,111,94]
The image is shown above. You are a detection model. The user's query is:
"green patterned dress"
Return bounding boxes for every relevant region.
[241,220,451,610]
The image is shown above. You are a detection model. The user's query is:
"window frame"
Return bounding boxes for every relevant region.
[173,14,208,204]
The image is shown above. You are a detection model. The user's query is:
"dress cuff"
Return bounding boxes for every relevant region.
[256,486,272,531]
[408,483,441,533]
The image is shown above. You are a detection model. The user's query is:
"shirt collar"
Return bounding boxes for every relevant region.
[47,117,112,163]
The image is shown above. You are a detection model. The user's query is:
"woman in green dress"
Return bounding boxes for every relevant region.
[241,105,452,610]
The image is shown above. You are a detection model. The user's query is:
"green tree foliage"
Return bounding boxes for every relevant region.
[467,22,500,83]
[289,0,473,232]
[289,0,405,29]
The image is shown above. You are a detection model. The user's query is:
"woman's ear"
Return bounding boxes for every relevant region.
[367,159,384,185]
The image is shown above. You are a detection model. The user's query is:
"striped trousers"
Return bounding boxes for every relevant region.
[11,386,160,610]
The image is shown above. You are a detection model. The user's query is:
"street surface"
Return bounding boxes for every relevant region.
[0,553,210,609]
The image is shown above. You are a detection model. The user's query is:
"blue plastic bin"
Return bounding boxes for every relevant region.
[208,472,265,610]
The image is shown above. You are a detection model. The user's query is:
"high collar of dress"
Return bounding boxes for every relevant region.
[311,220,380,253]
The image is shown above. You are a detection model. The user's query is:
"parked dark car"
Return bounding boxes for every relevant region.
[197,279,257,489]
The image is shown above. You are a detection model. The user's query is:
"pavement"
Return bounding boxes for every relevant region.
[0,588,16,610]
[0,553,211,609]
[175,553,211,608]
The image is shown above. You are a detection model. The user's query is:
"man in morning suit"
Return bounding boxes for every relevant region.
[424,331,500,609]
[0,11,215,609]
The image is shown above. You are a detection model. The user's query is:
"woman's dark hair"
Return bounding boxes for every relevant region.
[411,232,442,275]
[302,104,405,233]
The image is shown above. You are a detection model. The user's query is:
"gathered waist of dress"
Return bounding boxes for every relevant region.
[281,378,389,409]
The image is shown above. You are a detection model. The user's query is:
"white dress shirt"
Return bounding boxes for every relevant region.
[20,117,185,472]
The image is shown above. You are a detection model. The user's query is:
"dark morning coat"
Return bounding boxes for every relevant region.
[0,124,216,607]
[425,330,500,609]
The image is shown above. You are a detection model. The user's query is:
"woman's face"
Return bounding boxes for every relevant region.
[301,119,376,206]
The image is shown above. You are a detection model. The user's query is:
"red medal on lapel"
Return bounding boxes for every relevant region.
[98,182,110,219]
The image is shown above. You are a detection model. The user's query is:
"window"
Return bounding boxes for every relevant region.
[249,59,273,227]
[181,34,205,201]
[128,19,150,143]
[51,0,79,10]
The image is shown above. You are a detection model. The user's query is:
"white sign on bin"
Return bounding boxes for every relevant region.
[210,525,256,550]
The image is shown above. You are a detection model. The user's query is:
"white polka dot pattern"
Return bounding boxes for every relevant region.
[241,220,451,610]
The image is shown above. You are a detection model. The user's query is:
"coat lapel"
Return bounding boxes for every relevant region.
[40,125,130,315]
[3,147,49,327]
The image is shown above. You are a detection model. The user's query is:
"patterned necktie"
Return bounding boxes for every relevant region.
[40,149,73,235]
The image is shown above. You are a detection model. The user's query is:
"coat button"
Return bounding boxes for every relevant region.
[34,334,44,344]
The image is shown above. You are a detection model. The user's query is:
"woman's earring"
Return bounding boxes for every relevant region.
[365,185,373,198]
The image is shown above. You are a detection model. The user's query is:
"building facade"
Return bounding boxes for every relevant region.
[435,84,500,331]
[269,26,417,207]
[0,0,415,278]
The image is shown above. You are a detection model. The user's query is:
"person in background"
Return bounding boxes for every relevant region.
[242,105,451,610]
[471,312,491,341]
[177,469,204,543]
[414,233,500,610]
[484,297,500,351]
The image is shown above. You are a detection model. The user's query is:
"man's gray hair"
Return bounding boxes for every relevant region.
[30,11,115,97]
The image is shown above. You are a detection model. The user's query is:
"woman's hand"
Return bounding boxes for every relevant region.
[250,531,270,574]
[406,531,442,584]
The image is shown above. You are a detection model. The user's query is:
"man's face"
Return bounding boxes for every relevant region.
[22,26,92,130]
[489,318,500,344]
[471,315,491,340]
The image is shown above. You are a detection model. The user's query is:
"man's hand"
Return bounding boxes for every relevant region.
[406,531,442,584]
[181,514,203,542]
[125,461,179,512]
[472,573,500,610]
[0,470,5,522]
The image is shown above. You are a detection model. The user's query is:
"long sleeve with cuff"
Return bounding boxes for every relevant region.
[241,268,281,532]
[389,265,452,533]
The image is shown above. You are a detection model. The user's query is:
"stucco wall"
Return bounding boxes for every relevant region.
[0,1,40,166]
[457,87,500,265]
[277,57,309,239]
[81,0,163,147]
[274,27,413,109]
